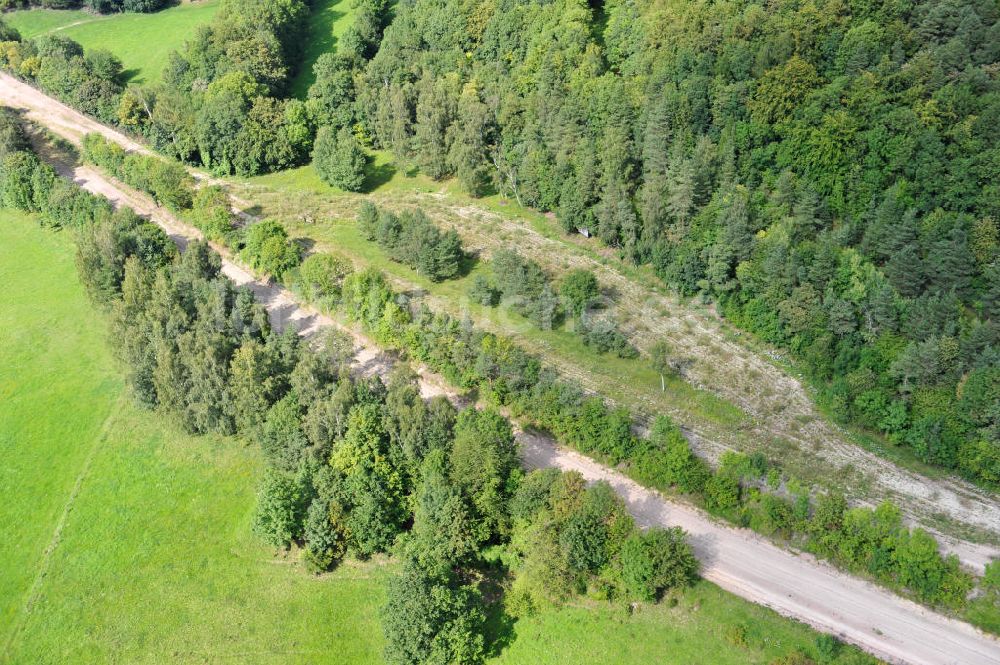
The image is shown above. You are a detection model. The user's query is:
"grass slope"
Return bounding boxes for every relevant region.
[5,2,220,85]
[289,0,356,98]
[0,211,870,664]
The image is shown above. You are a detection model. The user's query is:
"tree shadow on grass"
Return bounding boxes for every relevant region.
[120,68,143,85]
[480,567,518,659]
[296,236,316,253]
[483,601,518,658]
[362,160,397,192]
[241,204,265,218]
[457,250,480,279]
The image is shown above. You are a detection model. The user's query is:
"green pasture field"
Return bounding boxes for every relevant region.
[5,1,220,85]
[0,212,385,663]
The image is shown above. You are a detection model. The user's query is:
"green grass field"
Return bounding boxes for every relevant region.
[5,2,220,84]
[0,210,873,663]
[0,212,385,663]
[289,0,356,98]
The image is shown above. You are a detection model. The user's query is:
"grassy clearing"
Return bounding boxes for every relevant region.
[0,212,385,663]
[1,210,873,664]
[237,161,747,434]
[289,0,356,99]
[5,2,220,85]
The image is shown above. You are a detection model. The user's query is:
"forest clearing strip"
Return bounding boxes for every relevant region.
[3,71,998,567]
[20,119,1000,665]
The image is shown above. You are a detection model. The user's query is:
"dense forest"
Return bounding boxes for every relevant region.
[306,0,1000,486]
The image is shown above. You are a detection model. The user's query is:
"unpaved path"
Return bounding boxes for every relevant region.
[6,78,1000,665]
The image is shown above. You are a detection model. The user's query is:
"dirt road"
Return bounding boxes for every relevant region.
[4,73,1000,664]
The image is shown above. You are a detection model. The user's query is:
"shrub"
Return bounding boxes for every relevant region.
[82,133,194,211]
[241,219,301,280]
[618,527,699,601]
[292,252,353,305]
[467,274,499,306]
[252,468,307,548]
[190,185,235,241]
[577,314,638,358]
[314,125,367,192]
[560,268,600,318]
[381,563,485,665]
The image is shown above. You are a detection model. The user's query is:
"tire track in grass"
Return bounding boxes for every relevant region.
[1,395,125,660]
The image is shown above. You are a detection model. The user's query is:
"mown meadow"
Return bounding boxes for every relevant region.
[4,1,220,84]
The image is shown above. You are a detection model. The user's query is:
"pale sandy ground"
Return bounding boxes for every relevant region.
[4,73,1000,664]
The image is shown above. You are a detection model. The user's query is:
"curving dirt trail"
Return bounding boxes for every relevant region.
[3,73,999,664]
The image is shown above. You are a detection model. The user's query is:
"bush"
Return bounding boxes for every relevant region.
[468,274,499,306]
[560,268,599,318]
[252,468,307,548]
[577,314,638,358]
[291,252,353,305]
[82,133,194,211]
[190,185,235,241]
[492,249,549,305]
[314,125,367,192]
[381,563,485,665]
[631,416,710,493]
[618,527,699,601]
[241,219,301,280]
[4,36,124,123]
[704,472,740,513]
[302,497,349,572]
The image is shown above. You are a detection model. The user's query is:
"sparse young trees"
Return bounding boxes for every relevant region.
[356,203,465,282]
